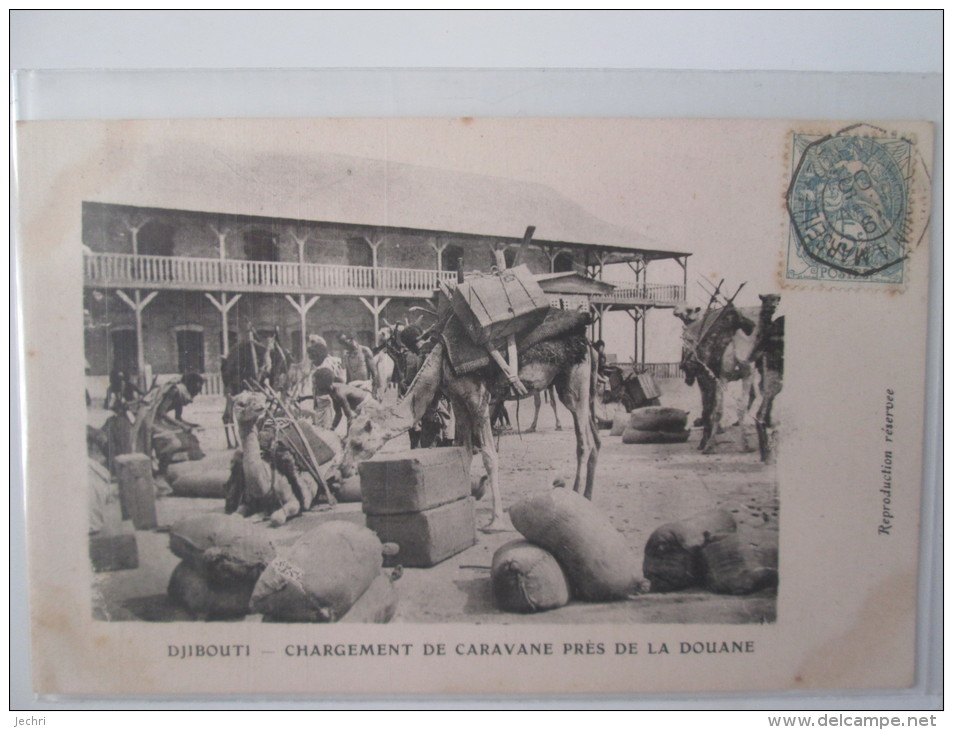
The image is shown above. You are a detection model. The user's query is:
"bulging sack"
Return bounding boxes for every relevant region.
[509,489,642,602]
[621,427,691,444]
[168,513,276,585]
[491,539,570,613]
[250,521,383,622]
[167,561,255,620]
[169,469,230,498]
[701,533,778,595]
[626,407,689,432]
[642,509,737,592]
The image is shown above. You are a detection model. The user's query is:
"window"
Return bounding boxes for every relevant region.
[176,329,205,374]
[441,244,464,272]
[137,220,175,257]
[244,229,279,261]
[110,329,138,375]
[553,252,575,273]
[346,237,373,267]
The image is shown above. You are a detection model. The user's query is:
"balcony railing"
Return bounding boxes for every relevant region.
[83,252,458,297]
[593,280,686,305]
[83,253,685,305]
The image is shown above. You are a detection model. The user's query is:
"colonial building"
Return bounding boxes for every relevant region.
[81,151,690,396]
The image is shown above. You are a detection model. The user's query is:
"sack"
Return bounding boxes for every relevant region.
[491,539,570,613]
[167,452,236,483]
[250,521,384,622]
[167,561,255,620]
[642,509,737,592]
[627,407,688,432]
[701,533,778,595]
[621,427,691,444]
[169,469,230,498]
[339,573,400,624]
[510,489,642,601]
[168,513,276,585]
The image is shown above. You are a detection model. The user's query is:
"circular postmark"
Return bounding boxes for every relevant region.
[787,126,914,278]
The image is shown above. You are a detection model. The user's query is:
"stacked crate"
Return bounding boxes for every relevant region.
[359,447,476,568]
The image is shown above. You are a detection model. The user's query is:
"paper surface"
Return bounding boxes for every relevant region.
[15,117,933,696]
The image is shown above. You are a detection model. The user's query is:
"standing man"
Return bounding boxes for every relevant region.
[338,332,375,392]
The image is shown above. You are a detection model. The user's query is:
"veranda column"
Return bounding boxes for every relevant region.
[204,293,241,357]
[285,294,320,359]
[115,289,157,390]
[358,296,391,345]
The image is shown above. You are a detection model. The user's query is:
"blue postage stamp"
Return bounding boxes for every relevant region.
[785,125,921,286]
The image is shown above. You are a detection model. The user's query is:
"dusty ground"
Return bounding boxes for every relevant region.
[90,378,778,625]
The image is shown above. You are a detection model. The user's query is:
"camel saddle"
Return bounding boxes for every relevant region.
[442,308,591,376]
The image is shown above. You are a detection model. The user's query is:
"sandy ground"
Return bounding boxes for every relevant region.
[90,378,778,625]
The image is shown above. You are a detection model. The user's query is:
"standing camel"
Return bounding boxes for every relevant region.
[341,326,599,530]
[679,304,756,453]
[674,304,758,429]
[749,294,784,462]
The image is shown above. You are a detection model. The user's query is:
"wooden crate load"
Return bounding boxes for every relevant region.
[359,447,476,568]
[450,264,551,346]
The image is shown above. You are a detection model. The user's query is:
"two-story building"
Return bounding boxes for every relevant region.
[81,149,689,396]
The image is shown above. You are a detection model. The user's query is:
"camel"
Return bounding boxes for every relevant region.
[529,386,562,432]
[674,304,757,430]
[679,303,756,453]
[341,326,600,530]
[221,331,291,448]
[228,391,318,526]
[749,294,784,462]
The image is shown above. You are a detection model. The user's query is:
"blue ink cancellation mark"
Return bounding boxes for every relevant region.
[787,130,914,282]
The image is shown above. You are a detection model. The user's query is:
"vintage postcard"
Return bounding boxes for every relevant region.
[14,117,934,696]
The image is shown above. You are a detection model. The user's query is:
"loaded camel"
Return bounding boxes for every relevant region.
[225,391,320,526]
[674,303,757,429]
[341,323,600,531]
[221,329,291,448]
[749,294,784,462]
[678,295,756,453]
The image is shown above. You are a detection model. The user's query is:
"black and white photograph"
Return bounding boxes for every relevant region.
[15,112,935,697]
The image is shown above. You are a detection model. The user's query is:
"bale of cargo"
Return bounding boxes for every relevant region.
[359,447,471,515]
[365,497,476,568]
[250,521,384,622]
[642,509,737,592]
[450,265,550,345]
[509,489,642,602]
[167,561,255,620]
[169,469,230,498]
[621,427,691,444]
[627,406,688,432]
[167,451,236,485]
[700,533,779,595]
[338,573,400,624]
[168,513,276,585]
[491,539,570,613]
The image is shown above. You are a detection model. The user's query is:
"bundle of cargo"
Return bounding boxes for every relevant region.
[359,447,476,568]
[620,406,690,444]
[165,451,235,499]
[451,265,551,346]
[449,263,551,396]
[642,508,777,595]
[492,489,645,613]
[166,513,276,620]
[250,521,399,623]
